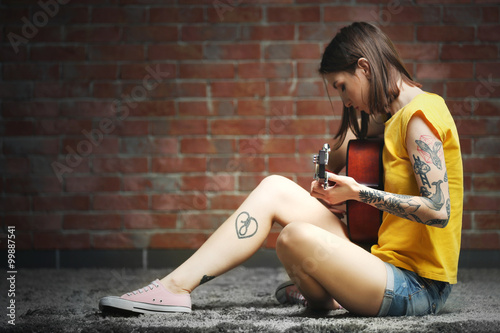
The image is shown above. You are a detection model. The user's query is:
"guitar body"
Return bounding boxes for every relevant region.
[346,139,384,245]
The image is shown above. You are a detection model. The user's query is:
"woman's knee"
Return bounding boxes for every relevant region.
[276,222,314,256]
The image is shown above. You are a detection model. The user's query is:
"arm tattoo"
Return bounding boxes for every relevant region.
[416,139,443,170]
[413,154,431,188]
[200,275,216,285]
[235,211,258,239]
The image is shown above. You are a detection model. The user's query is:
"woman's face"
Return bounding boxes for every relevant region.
[324,65,371,114]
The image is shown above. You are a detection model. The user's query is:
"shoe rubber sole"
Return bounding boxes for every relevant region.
[99,296,191,314]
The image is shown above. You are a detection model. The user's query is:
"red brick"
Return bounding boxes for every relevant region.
[475,137,500,154]
[34,232,90,250]
[150,232,208,249]
[239,175,267,191]
[92,233,138,249]
[269,156,312,173]
[33,196,90,211]
[417,26,475,42]
[66,176,120,192]
[474,176,500,192]
[152,194,208,211]
[142,82,206,98]
[265,43,321,60]
[121,63,176,80]
[35,82,89,99]
[181,25,238,41]
[443,6,481,24]
[179,63,234,79]
[182,175,235,192]
[461,232,499,250]
[93,195,148,210]
[416,63,473,80]
[298,24,338,41]
[475,100,500,116]
[5,177,62,194]
[1,157,29,174]
[211,81,266,98]
[475,214,500,230]
[179,213,226,230]
[130,101,176,117]
[123,26,177,42]
[241,25,294,41]
[476,62,500,79]
[457,119,500,136]
[152,119,207,136]
[462,212,472,230]
[2,101,59,118]
[63,214,121,230]
[149,7,203,23]
[3,120,34,136]
[394,44,439,61]
[297,100,340,116]
[268,6,320,22]
[92,157,148,173]
[239,138,296,154]
[152,157,207,173]
[482,6,500,22]
[379,25,414,42]
[478,25,500,41]
[149,44,203,60]
[464,157,500,173]
[92,6,147,23]
[114,120,149,136]
[124,213,177,229]
[324,5,378,22]
[271,118,327,135]
[460,138,472,156]
[5,214,62,231]
[181,138,235,154]
[238,62,292,79]
[441,45,498,60]
[464,194,500,211]
[269,80,324,97]
[207,6,262,22]
[447,100,472,117]
[178,101,210,116]
[237,100,267,116]
[3,137,58,155]
[211,194,246,210]
[208,157,266,173]
[120,137,177,154]
[298,138,334,154]
[211,119,266,135]
[89,45,144,61]
[66,26,121,43]
[30,46,85,61]
[62,137,119,155]
[3,63,59,81]
[0,196,30,212]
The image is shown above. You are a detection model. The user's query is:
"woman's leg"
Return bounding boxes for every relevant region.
[161,175,349,294]
[276,222,387,316]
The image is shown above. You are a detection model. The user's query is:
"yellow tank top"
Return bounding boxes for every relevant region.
[371,92,463,284]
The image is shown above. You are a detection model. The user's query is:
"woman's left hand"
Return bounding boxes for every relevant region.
[310,173,361,206]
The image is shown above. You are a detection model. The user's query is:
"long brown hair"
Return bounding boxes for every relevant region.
[319,22,421,149]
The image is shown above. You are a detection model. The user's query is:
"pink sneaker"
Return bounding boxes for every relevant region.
[275,281,308,306]
[99,279,191,314]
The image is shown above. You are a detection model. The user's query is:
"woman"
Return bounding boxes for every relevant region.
[99,22,463,317]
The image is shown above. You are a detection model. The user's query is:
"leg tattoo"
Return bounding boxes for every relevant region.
[235,211,259,239]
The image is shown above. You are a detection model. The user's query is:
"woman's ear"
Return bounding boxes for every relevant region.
[357,58,371,78]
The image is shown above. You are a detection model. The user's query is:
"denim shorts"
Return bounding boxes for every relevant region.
[377,262,453,317]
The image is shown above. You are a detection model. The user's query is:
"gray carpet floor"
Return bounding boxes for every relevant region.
[0,266,499,332]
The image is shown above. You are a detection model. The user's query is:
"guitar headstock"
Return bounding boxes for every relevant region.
[313,143,331,189]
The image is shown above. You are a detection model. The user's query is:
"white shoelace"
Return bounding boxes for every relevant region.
[127,281,160,296]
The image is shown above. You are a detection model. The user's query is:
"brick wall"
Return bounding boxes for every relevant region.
[1,0,499,255]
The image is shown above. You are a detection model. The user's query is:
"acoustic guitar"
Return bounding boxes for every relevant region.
[345,139,384,245]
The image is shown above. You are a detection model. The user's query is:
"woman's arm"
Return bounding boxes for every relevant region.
[312,114,450,228]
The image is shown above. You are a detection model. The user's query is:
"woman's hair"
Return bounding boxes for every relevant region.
[319,22,421,149]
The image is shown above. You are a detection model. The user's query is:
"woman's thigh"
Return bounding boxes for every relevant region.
[276,222,387,316]
[255,175,348,239]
